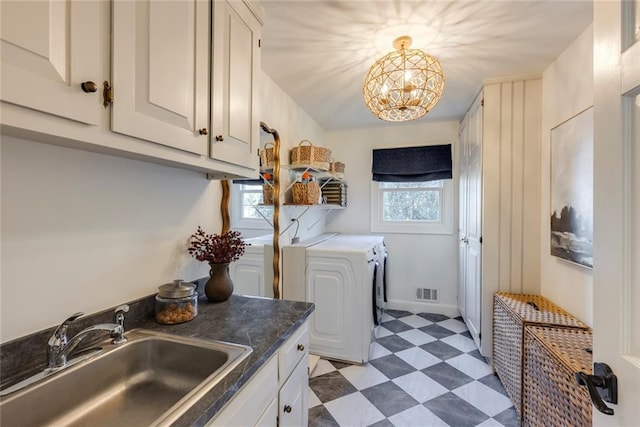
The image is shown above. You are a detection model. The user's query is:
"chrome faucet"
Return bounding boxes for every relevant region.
[47,305,130,369]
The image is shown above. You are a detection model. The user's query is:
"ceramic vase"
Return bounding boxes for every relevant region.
[205,263,233,302]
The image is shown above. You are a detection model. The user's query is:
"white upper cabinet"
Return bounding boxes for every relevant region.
[0,0,101,125]
[111,0,209,155]
[210,0,261,171]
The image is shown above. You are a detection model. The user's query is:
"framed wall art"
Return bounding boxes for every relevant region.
[550,107,593,269]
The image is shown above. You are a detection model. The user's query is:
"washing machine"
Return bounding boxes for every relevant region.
[229,234,274,298]
[282,234,385,364]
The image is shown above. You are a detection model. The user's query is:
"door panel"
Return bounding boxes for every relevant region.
[593,0,640,423]
[112,0,208,155]
[0,0,100,125]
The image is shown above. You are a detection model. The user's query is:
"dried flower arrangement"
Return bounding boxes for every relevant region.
[188,227,250,264]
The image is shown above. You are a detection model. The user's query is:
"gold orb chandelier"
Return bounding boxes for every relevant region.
[363,35,445,122]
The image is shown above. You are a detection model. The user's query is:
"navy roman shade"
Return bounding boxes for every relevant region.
[372,144,452,182]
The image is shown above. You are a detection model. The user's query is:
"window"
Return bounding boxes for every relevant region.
[371,179,453,234]
[231,183,273,229]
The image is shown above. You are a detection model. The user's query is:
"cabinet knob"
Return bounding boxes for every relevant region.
[215,135,224,142]
[297,344,305,351]
[199,128,208,136]
[283,405,292,413]
[80,81,98,93]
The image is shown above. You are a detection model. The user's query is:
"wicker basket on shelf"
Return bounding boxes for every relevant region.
[260,143,275,170]
[328,159,345,178]
[262,183,274,205]
[492,292,589,418]
[523,326,593,427]
[292,181,321,205]
[290,140,331,171]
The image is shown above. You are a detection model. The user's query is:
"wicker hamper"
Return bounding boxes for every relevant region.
[290,140,331,171]
[523,326,593,427]
[493,293,589,418]
[260,143,275,170]
[292,181,321,205]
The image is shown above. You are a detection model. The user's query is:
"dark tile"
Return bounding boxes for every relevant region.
[361,381,419,417]
[423,392,490,427]
[419,341,463,360]
[380,319,413,334]
[367,418,394,427]
[418,324,456,339]
[493,407,519,427]
[421,362,474,390]
[478,373,510,396]
[309,405,341,427]
[376,335,414,353]
[454,315,464,321]
[385,309,413,318]
[417,313,450,322]
[309,371,357,403]
[369,354,417,379]
[329,360,352,370]
[467,348,487,362]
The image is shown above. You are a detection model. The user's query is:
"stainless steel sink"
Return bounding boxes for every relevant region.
[0,329,252,427]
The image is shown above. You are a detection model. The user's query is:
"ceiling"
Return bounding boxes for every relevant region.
[259,0,593,132]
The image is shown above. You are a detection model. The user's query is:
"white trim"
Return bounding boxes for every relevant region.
[385,299,460,318]
[370,180,454,235]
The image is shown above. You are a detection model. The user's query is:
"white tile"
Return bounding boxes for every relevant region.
[375,326,393,338]
[381,313,395,323]
[392,371,449,403]
[397,314,432,328]
[369,341,392,360]
[446,354,493,379]
[340,364,388,390]
[310,358,337,378]
[441,334,478,353]
[308,388,322,408]
[387,404,449,427]
[397,328,437,346]
[324,391,385,427]
[453,381,513,417]
[437,318,468,333]
[395,347,441,370]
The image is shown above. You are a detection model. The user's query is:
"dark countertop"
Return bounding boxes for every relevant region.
[0,293,314,427]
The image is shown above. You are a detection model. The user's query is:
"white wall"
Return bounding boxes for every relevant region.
[325,121,460,316]
[540,25,593,325]
[1,137,219,342]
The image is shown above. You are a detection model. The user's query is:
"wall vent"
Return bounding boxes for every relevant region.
[416,288,439,302]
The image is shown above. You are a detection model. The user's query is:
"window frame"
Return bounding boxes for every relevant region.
[231,182,273,230]
[370,179,454,234]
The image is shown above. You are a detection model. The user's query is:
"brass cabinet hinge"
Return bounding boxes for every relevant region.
[103,81,114,108]
[480,98,484,107]
[258,39,261,48]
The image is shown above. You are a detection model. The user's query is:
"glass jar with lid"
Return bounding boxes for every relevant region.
[155,279,198,324]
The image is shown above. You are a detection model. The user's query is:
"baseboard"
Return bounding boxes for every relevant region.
[385,299,460,318]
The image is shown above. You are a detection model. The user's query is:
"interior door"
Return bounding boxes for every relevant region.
[458,118,469,320]
[465,95,483,348]
[593,0,640,423]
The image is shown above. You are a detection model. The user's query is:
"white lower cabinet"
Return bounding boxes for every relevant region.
[207,320,309,426]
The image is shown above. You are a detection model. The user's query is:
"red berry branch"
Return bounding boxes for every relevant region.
[188,227,250,264]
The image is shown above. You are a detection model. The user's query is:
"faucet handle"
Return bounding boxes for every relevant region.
[49,312,84,346]
[114,304,129,315]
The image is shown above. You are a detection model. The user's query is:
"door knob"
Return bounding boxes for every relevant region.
[199,128,208,135]
[215,135,224,142]
[575,362,618,415]
[80,81,98,93]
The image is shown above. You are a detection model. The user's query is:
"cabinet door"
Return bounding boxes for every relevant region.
[210,0,260,170]
[278,358,309,427]
[112,0,209,155]
[0,0,100,125]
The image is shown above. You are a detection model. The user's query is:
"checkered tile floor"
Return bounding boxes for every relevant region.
[308,309,518,427]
